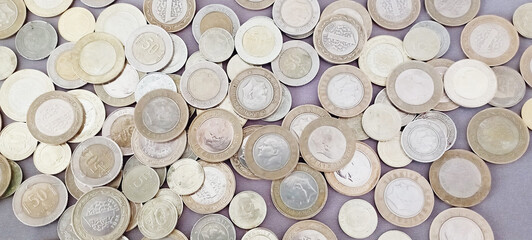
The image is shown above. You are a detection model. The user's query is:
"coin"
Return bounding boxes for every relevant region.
[235,16,283,65]
[281,104,330,139]
[521,46,532,89]
[412,21,450,58]
[488,66,526,108]
[167,158,205,195]
[24,0,71,17]
[374,169,434,228]
[81,0,114,8]
[0,0,26,39]
[429,208,494,240]
[318,65,372,117]
[15,20,57,60]
[13,174,67,227]
[359,35,410,86]
[26,91,84,145]
[0,46,16,80]
[427,58,460,112]
[444,59,497,108]
[95,3,147,45]
[362,103,401,141]
[73,187,130,240]
[0,155,11,196]
[271,163,327,220]
[68,89,106,143]
[514,3,532,38]
[124,155,166,188]
[131,129,186,168]
[135,72,177,102]
[196,95,248,126]
[468,108,529,164]
[57,206,80,240]
[0,122,38,161]
[522,99,532,130]
[58,7,95,42]
[161,34,188,73]
[199,28,234,63]
[229,190,267,229]
[401,119,447,163]
[263,84,292,122]
[282,220,337,240]
[339,114,369,141]
[321,0,372,38]
[378,230,412,240]
[243,228,278,240]
[72,32,125,84]
[65,165,85,199]
[403,27,441,61]
[126,25,173,72]
[102,108,135,156]
[46,43,87,89]
[155,188,184,217]
[425,0,481,27]
[227,54,256,81]
[236,0,274,10]
[192,4,240,42]
[145,230,188,240]
[122,165,160,203]
[180,62,229,109]
[125,201,141,232]
[325,142,380,196]
[414,111,457,150]
[271,40,319,87]
[182,161,236,214]
[230,125,262,180]
[107,170,123,188]
[191,214,236,240]
[338,199,378,239]
[313,14,366,64]
[33,143,71,175]
[1,160,22,199]
[185,51,223,69]
[461,15,519,66]
[272,0,320,36]
[377,133,412,168]
[143,0,195,33]
[94,64,139,107]
[367,0,421,30]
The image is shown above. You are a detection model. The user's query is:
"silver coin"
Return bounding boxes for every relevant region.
[272,0,321,36]
[124,155,166,187]
[412,20,450,58]
[135,72,177,102]
[46,43,87,89]
[191,214,236,240]
[192,4,240,43]
[226,54,257,81]
[489,66,526,108]
[271,40,320,87]
[180,62,228,109]
[401,119,447,163]
[414,111,457,150]
[263,84,292,122]
[374,89,416,126]
[97,65,140,106]
[161,34,188,73]
[57,206,80,240]
[81,0,115,8]
[15,20,58,60]
[199,27,235,63]
[125,25,174,72]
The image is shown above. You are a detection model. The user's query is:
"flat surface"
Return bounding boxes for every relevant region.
[1,0,532,239]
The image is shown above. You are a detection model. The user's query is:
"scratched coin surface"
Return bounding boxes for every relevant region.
[102,107,135,156]
[228,190,267,229]
[167,158,205,195]
[425,0,481,27]
[123,155,166,188]
[180,62,229,109]
[271,40,320,87]
[138,198,178,239]
[33,143,71,175]
[199,27,234,63]
[122,165,160,203]
[338,199,378,239]
[429,208,494,240]
[0,122,38,161]
[367,0,421,30]
[282,220,337,240]
[95,3,147,45]
[143,0,195,33]
[281,104,330,139]
[125,25,173,72]
[15,20,58,60]
[191,214,236,240]
[131,129,186,168]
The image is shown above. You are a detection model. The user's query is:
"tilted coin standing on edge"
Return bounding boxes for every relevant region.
[180,62,229,109]
[230,125,262,180]
[282,220,337,240]
[131,129,186,168]
[47,43,87,89]
[1,160,22,199]
[429,208,494,240]
[0,122,38,161]
[425,0,481,27]
[362,103,402,141]
[338,199,378,239]
[272,0,320,37]
[0,0,26,40]
[125,25,174,73]
[271,40,320,87]
[282,104,331,139]
[94,64,140,107]
[102,107,136,156]
[377,133,413,168]
[444,59,497,108]
[191,214,236,240]
[138,198,178,239]
[95,3,147,45]
[15,20,58,61]
[228,190,267,230]
[367,0,421,30]
[427,58,460,112]
[234,17,283,65]
[0,155,11,196]
[143,0,195,33]
[167,158,205,196]
[401,119,447,163]
[122,165,160,203]
[488,66,526,108]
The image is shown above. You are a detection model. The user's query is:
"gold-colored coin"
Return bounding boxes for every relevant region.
[58,7,95,42]
[0,154,11,196]
[338,114,369,141]
[230,125,262,180]
[1,160,23,199]
[281,104,330,139]
[520,45,532,88]
[429,208,494,240]
[102,107,136,156]
[282,220,337,240]
[521,98,532,130]
[126,201,142,232]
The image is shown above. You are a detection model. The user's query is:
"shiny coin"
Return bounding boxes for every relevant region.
[0,0,26,40]
[33,143,71,175]
[425,0,481,27]
[282,220,337,240]
[444,59,497,108]
[94,64,139,107]
[155,188,184,217]
[339,199,378,239]
[229,190,267,229]
[281,104,330,139]
[461,15,519,66]
[0,46,16,80]
[15,20,57,60]
[196,95,248,126]
[72,32,125,84]
[161,34,188,73]
[122,165,160,203]
[143,0,195,33]
[414,111,457,150]
[236,0,274,10]
[0,155,11,196]
[520,45,532,88]
[245,125,299,179]
[313,14,366,64]
[65,165,85,199]
[359,35,409,86]
[522,99,532,130]
[132,130,186,168]
[514,3,532,38]
[235,16,283,65]
[374,169,434,228]
[429,208,494,240]
[68,89,106,143]
[377,133,412,168]
[26,91,84,145]
[182,161,236,214]
[229,67,282,120]
[180,62,228,109]
[489,66,526,108]
[1,160,23,199]
[71,136,123,187]
[124,155,166,188]
[95,3,147,45]
[272,0,320,36]
[135,72,177,102]
[58,7,95,42]
[325,142,380,196]
[263,84,292,122]
[73,187,130,240]
[191,214,236,240]
[339,115,369,141]
[271,40,319,87]
[243,228,278,240]
[412,21,450,58]
[427,58,460,112]
[430,149,491,207]
[230,125,262,180]
[367,0,421,30]
[401,119,447,163]
[199,28,234,63]
[57,206,80,240]
[81,0,114,8]
[227,54,256,81]
[271,163,327,220]
[167,158,205,195]
[378,230,412,240]
[126,25,173,72]
[362,103,401,141]
[102,107,135,156]
[318,65,372,117]
[13,174,67,227]
[403,27,440,61]
[321,0,372,37]
[192,4,240,42]
[0,122,38,161]
[467,108,529,164]
[47,43,87,89]
[24,0,71,17]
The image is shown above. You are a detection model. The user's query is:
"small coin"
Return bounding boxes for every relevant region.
[0,0,26,40]
[230,125,262,180]
[425,0,481,27]
[339,199,378,239]
[318,65,372,117]
[444,59,497,108]
[235,16,283,65]
[131,129,186,168]
[122,165,160,203]
[412,21,450,58]
[73,187,130,240]
[227,54,256,81]
[461,15,519,66]
[15,20,57,60]
[467,108,529,164]
[375,169,434,228]
[81,0,114,8]
[161,34,188,73]
[429,208,494,240]
[33,143,71,175]
[243,228,278,240]
[0,155,11,196]
[47,43,87,89]
[182,161,236,214]
[167,158,205,195]
[414,111,457,150]
[58,7,95,42]
[0,46,17,80]
[359,35,410,87]
[282,220,337,240]
[313,14,366,64]
[124,155,166,187]
[191,214,236,240]
[57,206,80,240]
[520,45,532,88]
[24,0,71,17]
[94,64,140,107]
[192,4,240,42]
[522,99,532,130]
[155,188,184,217]
[401,119,447,163]
[338,114,369,141]
[185,51,223,69]
[427,58,460,112]
[27,91,84,145]
[68,89,106,143]
[199,28,234,63]
[403,27,441,61]
[377,133,412,168]
[229,190,267,229]
[362,103,401,141]
[281,104,330,139]
[180,62,229,109]
[13,174,68,227]
[1,160,22,199]
[271,163,328,220]
[135,72,177,102]
[378,230,412,240]
[489,66,526,108]
[95,3,147,45]
[271,40,319,87]
[65,165,85,200]
[272,0,320,36]
[367,0,420,30]
[126,25,173,72]
[196,95,248,126]
[143,0,195,33]
[236,0,274,10]
[102,107,135,156]
[263,84,292,122]
[325,142,380,196]
[514,3,532,38]
[321,0,372,38]
[0,122,38,161]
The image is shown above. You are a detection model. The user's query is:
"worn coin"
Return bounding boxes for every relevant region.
[95,3,147,45]
[57,206,80,240]
[167,158,205,195]
[236,0,274,10]
[401,119,447,163]
[161,34,188,73]
[230,125,262,180]
[377,133,412,168]
[227,54,256,81]
[191,214,236,240]
[126,25,174,72]
[522,99,532,130]
[33,143,71,175]
[412,21,450,58]
[403,27,441,61]
[282,220,337,240]
[429,208,494,240]
[281,104,330,139]
[58,7,95,42]
[444,59,497,108]
[135,72,177,102]
[1,160,22,199]
[362,103,401,141]
[47,43,87,89]
[378,230,412,240]
[367,0,421,30]
[0,46,17,80]
[339,199,378,239]
[143,0,195,33]
[199,28,234,63]
[272,0,320,36]
[263,84,292,122]
[81,0,114,8]
[243,228,278,240]
[489,66,526,108]
[0,122,38,161]
[415,111,457,150]
[514,3,532,38]
[155,188,184,217]
[192,4,240,42]
[425,0,481,27]
[520,45,532,88]
[68,89,106,143]
[131,129,186,168]
[427,58,460,112]
[374,169,434,228]
[180,62,228,109]
[359,35,410,86]
[234,16,283,65]
[229,190,267,229]
[15,20,57,60]
[102,107,135,156]
[0,155,11,196]
[339,114,369,141]
[13,174,67,227]
[321,0,372,37]
[122,165,160,203]
[467,108,529,164]
[0,0,26,40]
[24,0,71,17]
[271,40,319,87]
[94,64,140,107]
[124,156,166,188]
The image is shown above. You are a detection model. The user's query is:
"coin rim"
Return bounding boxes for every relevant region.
[228,190,267,229]
[425,0,481,27]
[143,0,195,33]
[367,0,421,30]
[131,129,187,168]
[271,40,320,87]
[0,0,26,40]
[429,208,494,240]
[230,125,262,180]
[427,58,460,112]
[282,220,337,240]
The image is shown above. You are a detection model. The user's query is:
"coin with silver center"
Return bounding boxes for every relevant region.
[444,59,497,108]
[429,208,494,240]
[489,66,526,108]
[161,34,188,73]
[102,107,136,156]
[199,28,234,63]
[95,3,147,45]
[125,25,174,72]
[180,62,228,109]
[271,40,319,87]
[143,0,195,33]
[131,129,186,168]
[68,90,106,143]
[425,0,481,27]
[15,20,57,60]
[415,111,457,150]
[0,46,16,80]
[272,0,320,37]
[401,119,447,163]
[0,122,38,161]
[230,125,262,180]
[282,220,337,240]
[235,17,283,65]
[135,72,177,102]
[368,0,421,30]
[191,214,236,240]
[339,199,378,239]
[167,158,205,195]
[192,4,240,43]
[321,0,373,38]
[94,64,140,107]
[229,190,267,229]
[362,103,402,141]
[47,43,87,89]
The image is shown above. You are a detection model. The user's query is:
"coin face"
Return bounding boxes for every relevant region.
[0,155,11,196]
[467,108,529,164]
[235,17,283,65]
[236,0,275,10]
[94,64,140,107]
[229,191,267,229]
[359,35,410,86]
[167,158,205,195]
[282,104,330,139]
[131,129,186,168]
[522,99,532,130]
[227,54,256,81]
[180,62,229,109]
[58,7,95,42]
[0,46,17,80]
[374,169,434,228]
[243,228,278,240]
[125,25,173,72]
[272,0,320,36]
[1,160,23,199]
[72,187,130,240]
[24,0,70,17]
[368,0,421,30]
[489,66,526,108]
[338,199,378,239]
[102,108,135,156]
[196,95,248,126]
[427,58,460,112]
[33,143,71,175]
[425,0,481,27]
[124,155,166,188]
[429,208,494,240]
[154,188,183,217]
[15,20,57,60]
[0,0,26,40]
[96,3,147,45]
[282,220,337,240]
[185,51,223,69]
[161,34,188,73]
[230,125,262,180]
[322,0,373,38]
[192,4,240,42]
[444,59,497,108]
[191,214,236,240]
[401,119,447,163]
[68,89,106,143]
[339,114,369,141]
[65,165,86,200]
[122,165,160,203]
[415,111,457,151]
[377,133,412,168]
[379,230,412,240]
[47,43,87,89]
[271,40,319,87]
[514,3,532,38]
[138,198,178,239]
[403,27,440,61]
[57,206,80,240]
[12,174,68,227]
[0,122,38,161]
[199,28,234,63]
[143,0,195,33]
[362,103,402,141]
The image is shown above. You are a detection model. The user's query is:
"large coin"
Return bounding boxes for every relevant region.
[33,143,71,175]
[367,0,420,30]
[228,190,267,229]
[362,103,401,141]
[167,158,205,195]
[15,20,57,60]
[138,198,178,239]
[191,214,236,240]
[401,119,447,163]
[0,122,38,161]
[282,220,337,240]
[131,130,186,168]
[47,43,87,89]
[122,165,160,203]
[95,3,147,45]
[429,208,494,240]
[281,104,330,139]
[143,0,195,33]
[425,0,481,26]
[102,107,135,156]
[180,62,228,109]
[234,17,283,65]
[0,0,26,39]
[338,199,378,239]
[94,64,140,107]
[68,89,106,143]
[125,25,173,72]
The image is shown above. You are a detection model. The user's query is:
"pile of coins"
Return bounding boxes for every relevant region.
[0,0,531,239]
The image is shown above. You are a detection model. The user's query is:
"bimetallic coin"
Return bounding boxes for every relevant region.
[199,28,234,63]
[229,191,267,229]
[415,111,457,150]
[1,160,23,199]
[81,0,114,8]
[362,103,402,141]
[135,72,177,102]
[122,165,160,203]
[321,0,373,38]
[368,0,421,30]
[0,155,11,196]
[191,214,236,240]
[427,58,460,112]
[411,21,450,58]
[230,125,262,180]
[0,46,17,80]
[124,155,166,187]
[95,3,147,45]
[243,228,278,240]
[68,90,106,143]
[58,7,95,42]
[489,66,526,108]
[467,108,529,164]
[377,133,412,168]
[425,0,481,27]
[281,104,330,139]
[131,130,186,168]
[339,199,378,239]
[514,3,532,39]
[167,158,205,195]
[57,206,80,240]
[379,230,412,240]
[236,0,275,10]
[72,187,130,240]
[12,174,67,227]
[403,27,440,61]
[143,0,195,33]
[271,40,319,87]
[444,59,497,108]
[235,17,283,65]
[263,84,292,122]
[47,43,87,89]
[155,188,184,217]
[161,34,188,73]
[102,108,135,156]
[429,208,494,240]
[126,25,173,72]
[0,122,38,161]
[33,143,71,175]
[180,62,229,109]
[374,169,435,228]
[339,115,369,141]
[359,35,410,86]
[0,0,26,40]
[192,4,240,42]
[94,64,140,107]
[282,220,337,240]
[272,0,320,36]
[401,119,447,163]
